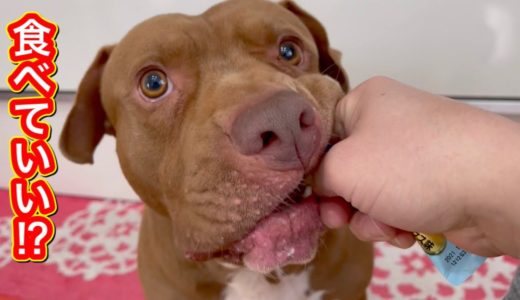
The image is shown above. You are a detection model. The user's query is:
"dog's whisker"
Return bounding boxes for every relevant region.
[320,63,338,77]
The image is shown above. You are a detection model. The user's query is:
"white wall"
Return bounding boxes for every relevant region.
[1,0,519,96]
[0,95,139,201]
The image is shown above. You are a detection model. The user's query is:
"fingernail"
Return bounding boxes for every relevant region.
[320,206,346,229]
[368,217,389,240]
[390,234,414,248]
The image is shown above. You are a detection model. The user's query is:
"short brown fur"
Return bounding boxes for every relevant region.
[60,1,373,299]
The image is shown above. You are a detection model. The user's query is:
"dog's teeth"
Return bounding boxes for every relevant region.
[303,186,312,197]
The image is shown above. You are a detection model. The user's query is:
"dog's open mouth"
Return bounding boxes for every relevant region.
[185,183,324,273]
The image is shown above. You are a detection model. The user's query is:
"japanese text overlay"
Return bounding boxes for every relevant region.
[6,12,59,262]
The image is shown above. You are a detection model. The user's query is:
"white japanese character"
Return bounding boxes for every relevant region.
[13,18,51,57]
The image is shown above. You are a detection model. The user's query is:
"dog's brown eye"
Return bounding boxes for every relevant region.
[278,41,302,65]
[140,70,168,99]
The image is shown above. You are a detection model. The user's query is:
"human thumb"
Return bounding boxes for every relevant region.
[312,137,362,200]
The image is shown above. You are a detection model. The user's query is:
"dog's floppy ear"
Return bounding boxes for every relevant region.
[280,1,349,92]
[60,45,115,164]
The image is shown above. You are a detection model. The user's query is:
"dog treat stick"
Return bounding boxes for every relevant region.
[413,232,486,285]
[413,232,446,255]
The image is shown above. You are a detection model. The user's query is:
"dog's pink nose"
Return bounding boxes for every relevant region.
[230,91,319,170]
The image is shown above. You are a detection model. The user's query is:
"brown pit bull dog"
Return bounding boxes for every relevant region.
[60,0,373,299]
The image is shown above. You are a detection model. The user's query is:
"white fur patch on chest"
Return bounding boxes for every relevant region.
[222,268,325,300]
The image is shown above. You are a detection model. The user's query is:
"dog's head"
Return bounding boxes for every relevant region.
[61,0,346,273]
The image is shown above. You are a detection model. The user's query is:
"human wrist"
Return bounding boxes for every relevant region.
[458,110,520,257]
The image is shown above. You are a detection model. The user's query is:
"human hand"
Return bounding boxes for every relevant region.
[314,77,520,257]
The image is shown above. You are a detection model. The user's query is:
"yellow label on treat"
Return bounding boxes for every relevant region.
[413,232,447,255]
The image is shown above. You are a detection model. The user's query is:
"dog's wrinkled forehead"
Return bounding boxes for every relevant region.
[203,0,318,50]
[112,0,318,74]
